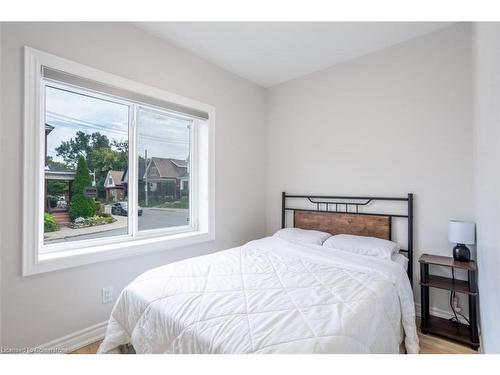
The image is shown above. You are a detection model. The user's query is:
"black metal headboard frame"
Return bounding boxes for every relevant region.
[281,192,414,286]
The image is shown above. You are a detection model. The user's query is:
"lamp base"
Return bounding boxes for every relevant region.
[453,244,470,262]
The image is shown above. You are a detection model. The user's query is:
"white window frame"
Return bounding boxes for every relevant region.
[23,47,215,276]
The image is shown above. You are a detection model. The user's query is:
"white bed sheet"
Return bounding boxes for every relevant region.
[392,253,409,271]
[98,236,419,354]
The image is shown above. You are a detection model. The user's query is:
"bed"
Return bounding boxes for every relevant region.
[98,193,419,354]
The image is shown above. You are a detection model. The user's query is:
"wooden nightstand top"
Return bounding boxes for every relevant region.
[419,254,476,271]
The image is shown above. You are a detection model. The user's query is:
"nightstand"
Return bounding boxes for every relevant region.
[419,254,479,350]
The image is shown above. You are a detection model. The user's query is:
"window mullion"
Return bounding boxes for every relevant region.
[128,104,138,237]
[189,120,197,230]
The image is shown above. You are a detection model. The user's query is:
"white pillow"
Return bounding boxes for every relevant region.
[322,234,400,260]
[273,228,332,246]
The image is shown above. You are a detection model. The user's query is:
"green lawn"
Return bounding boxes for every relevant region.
[139,199,189,209]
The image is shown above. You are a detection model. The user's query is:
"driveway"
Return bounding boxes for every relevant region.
[43,208,189,247]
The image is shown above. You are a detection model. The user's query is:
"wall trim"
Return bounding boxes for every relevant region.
[0,22,3,349]
[415,302,483,352]
[414,302,456,320]
[37,321,107,353]
[22,46,216,276]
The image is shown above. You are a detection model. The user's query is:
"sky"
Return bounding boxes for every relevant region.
[45,86,191,165]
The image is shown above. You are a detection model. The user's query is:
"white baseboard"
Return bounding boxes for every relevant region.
[37,321,107,353]
[415,303,483,353]
[414,303,457,320]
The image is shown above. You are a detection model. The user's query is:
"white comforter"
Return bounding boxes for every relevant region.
[98,237,419,354]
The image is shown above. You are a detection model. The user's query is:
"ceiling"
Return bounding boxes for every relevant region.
[135,22,454,87]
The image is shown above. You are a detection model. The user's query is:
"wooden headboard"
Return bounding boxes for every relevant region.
[294,211,391,240]
[282,192,414,286]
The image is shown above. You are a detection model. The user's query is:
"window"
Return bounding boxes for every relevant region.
[43,84,130,245]
[24,47,215,275]
[137,107,192,233]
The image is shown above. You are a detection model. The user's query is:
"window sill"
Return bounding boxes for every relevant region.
[24,229,214,276]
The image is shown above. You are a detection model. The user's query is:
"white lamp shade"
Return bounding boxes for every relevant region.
[448,220,475,245]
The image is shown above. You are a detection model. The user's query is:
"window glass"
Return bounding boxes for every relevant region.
[43,85,129,245]
[136,107,191,232]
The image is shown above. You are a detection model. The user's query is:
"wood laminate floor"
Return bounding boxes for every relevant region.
[72,340,103,354]
[418,332,477,354]
[71,329,478,354]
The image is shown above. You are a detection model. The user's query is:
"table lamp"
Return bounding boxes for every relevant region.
[448,220,475,262]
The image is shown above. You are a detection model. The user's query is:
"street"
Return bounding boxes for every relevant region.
[138,208,189,231]
[43,208,189,247]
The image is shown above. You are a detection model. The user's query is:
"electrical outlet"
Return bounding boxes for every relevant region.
[102,286,114,304]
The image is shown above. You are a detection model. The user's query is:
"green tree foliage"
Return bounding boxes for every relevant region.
[90,147,121,198]
[44,213,59,233]
[55,131,93,165]
[69,156,96,220]
[90,147,120,174]
[47,180,67,197]
[112,140,128,170]
[69,194,97,220]
[73,156,92,193]
[46,156,70,170]
[55,131,128,199]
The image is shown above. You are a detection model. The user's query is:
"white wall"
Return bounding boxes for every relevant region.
[473,23,500,354]
[265,24,474,316]
[3,22,496,352]
[0,22,267,348]
[0,22,3,349]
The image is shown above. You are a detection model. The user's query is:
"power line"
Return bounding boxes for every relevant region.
[46,111,189,145]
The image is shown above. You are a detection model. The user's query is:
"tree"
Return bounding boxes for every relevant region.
[56,131,128,199]
[56,131,113,167]
[112,139,128,170]
[69,156,96,220]
[89,148,120,198]
[90,147,120,174]
[55,131,92,166]
[91,132,111,150]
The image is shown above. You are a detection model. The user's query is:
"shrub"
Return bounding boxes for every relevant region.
[70,194,96,220]
[95,201,103,214]
[74,217,85,224]
[70,214,115,228]
[73,155,92,193]
[86,215,114,225]
[44,213,59,233]
[48,195,58,208]
[69,156,96,220]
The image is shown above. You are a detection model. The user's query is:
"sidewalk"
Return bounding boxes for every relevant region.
[44,215,127,241]
[144,207,189,213]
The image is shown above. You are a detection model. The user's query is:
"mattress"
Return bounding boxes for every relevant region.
[98,236,419,354]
